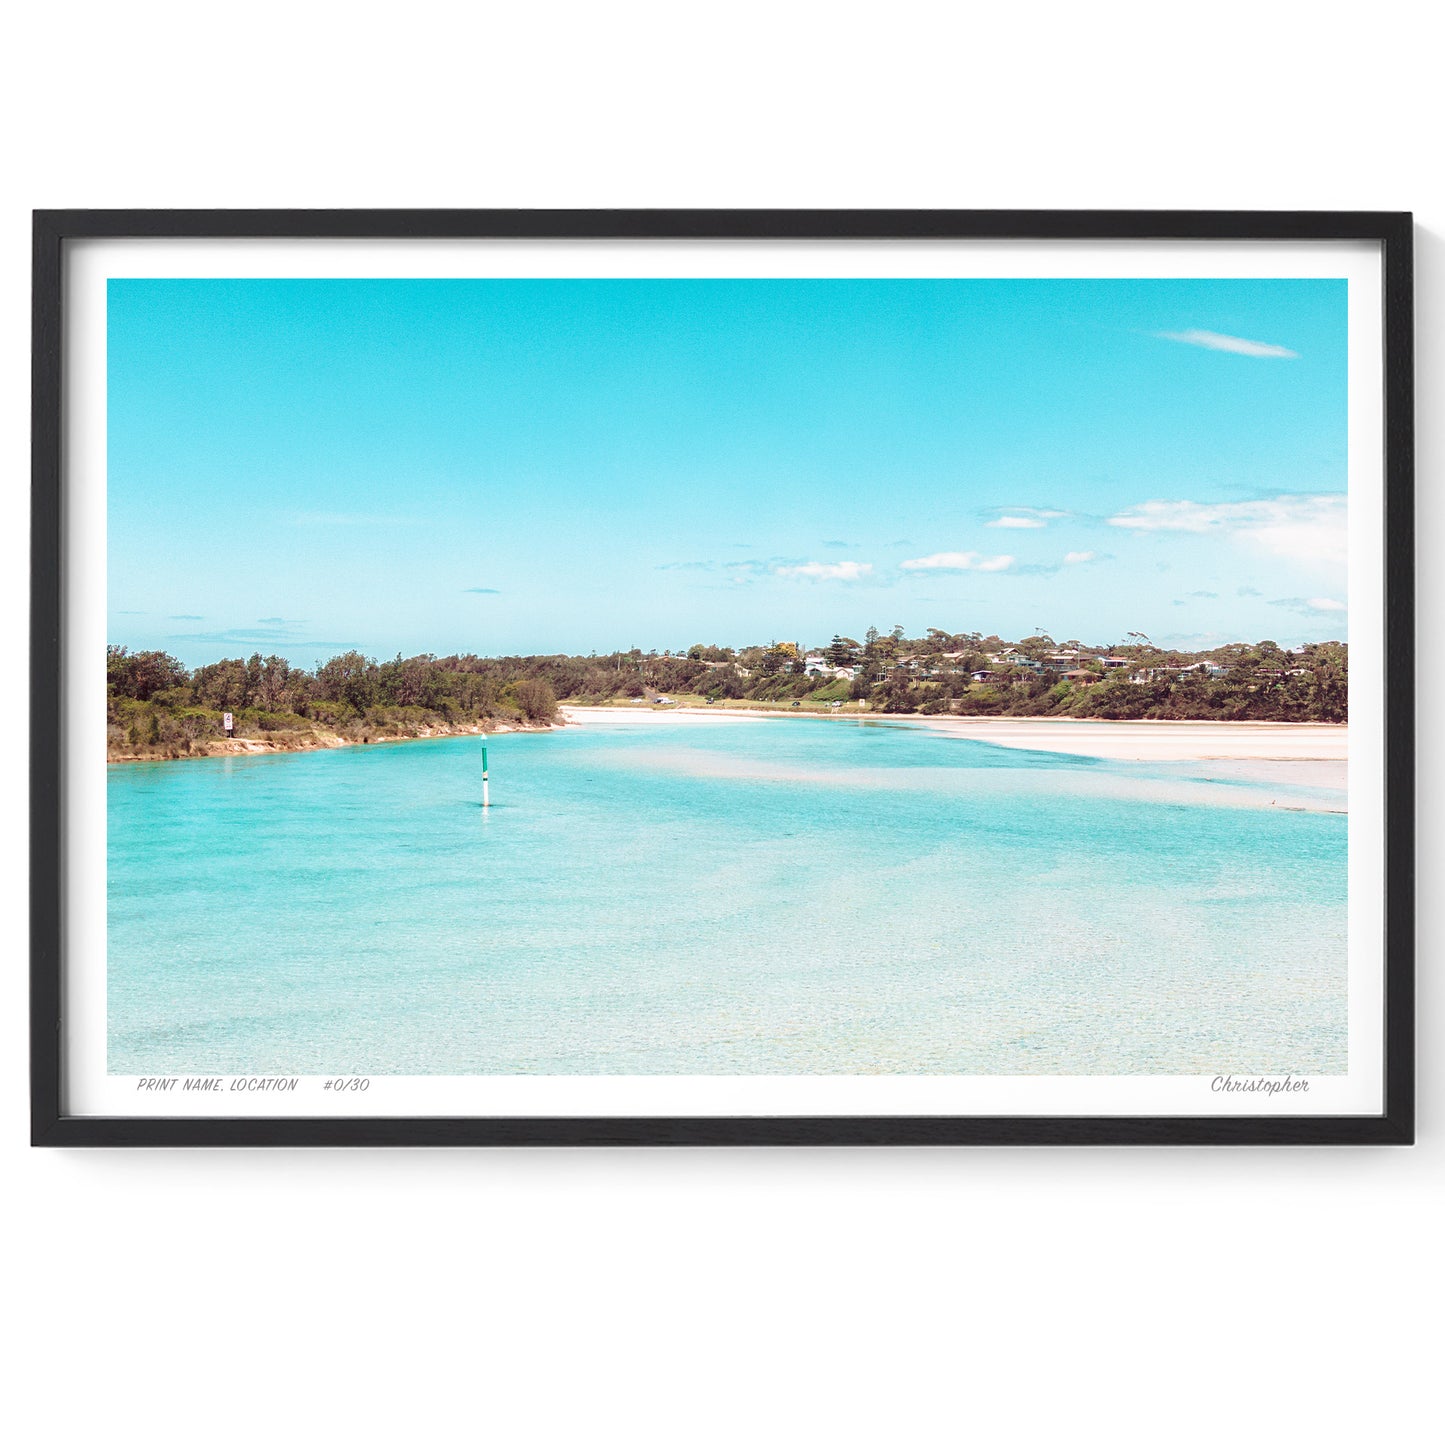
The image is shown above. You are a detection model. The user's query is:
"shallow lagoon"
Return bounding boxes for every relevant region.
[107,716,1347,1075]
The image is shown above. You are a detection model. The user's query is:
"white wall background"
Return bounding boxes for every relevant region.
[2,4,1438,1439]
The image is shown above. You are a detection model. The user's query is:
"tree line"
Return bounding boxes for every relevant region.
[107,647,560,757]
[108,626,1347,757]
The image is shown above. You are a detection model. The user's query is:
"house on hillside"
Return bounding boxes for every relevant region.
[1062,669,1097,685]
[1129,661,1224,683]
[1097,656,1131,670]
[805,654,858,681]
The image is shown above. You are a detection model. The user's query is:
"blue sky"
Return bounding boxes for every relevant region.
[108,276,1348,667]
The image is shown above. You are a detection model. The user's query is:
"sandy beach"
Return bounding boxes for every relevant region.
[561,706,1348,796]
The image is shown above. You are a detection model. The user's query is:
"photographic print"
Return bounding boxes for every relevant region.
[32,212,1412,1144]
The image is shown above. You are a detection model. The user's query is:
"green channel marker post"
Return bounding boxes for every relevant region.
[481,739,490,808]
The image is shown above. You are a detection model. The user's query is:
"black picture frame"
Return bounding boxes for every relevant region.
[31,208,1415,1147]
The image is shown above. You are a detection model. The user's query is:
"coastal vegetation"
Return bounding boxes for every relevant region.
[109,627,1346,761]
[107,646,559,760]
[594,630,1346,721]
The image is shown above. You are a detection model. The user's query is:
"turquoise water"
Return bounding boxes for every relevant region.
[107,717,1347,1075]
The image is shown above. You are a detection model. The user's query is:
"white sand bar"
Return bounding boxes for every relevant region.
[908,717,1346,763]
[565,706,1343,759]
[911,718,1346,795]
[561,707,1347,797]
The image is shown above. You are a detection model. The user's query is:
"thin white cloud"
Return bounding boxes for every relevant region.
[1062,550,1096,565]
[169,626,303,644]
[986,507,1068,529]
[1156,329,1298,359]
[1269,595,1348,619]
[901,551,1014,573]
[772,560,874,581]
[1107,494,1346,565]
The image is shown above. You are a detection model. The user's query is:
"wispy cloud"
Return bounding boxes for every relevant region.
[168,627,318,646]
[1186,590,1219,599]
[1107,494,1346,565]
[1156,329,1299,359]
[772,560,874,581]
[1062,550,1096,565]
[986,507,1068,530]
[823,540,856,550]
[1160,630,1233,648]
[901,551,1014,573]
[166,616,321,647]
[169,614,204,621]
[463,587,501,594]
[1269,596,1348,618]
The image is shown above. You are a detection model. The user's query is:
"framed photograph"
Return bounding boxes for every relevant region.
[31,209,1413,1146]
